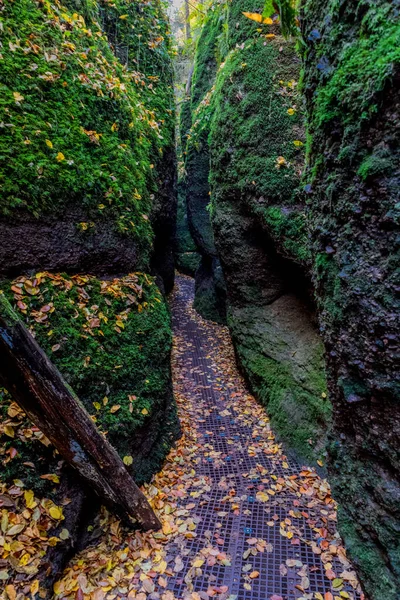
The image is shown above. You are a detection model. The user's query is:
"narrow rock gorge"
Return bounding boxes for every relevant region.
[0,0,398,598]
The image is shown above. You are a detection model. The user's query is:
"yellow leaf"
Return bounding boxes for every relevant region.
[123,455,133,466]
[243,11,262,22]
[53,581,64,595]
[287,108,295,115]
[19,553,30,566]
[56,152,65,161]
[193,559,204,568]
[162,521,172,535]
[49,505,63,520]
[4,425,15,438]
[293,140,304,147]
[30,580,40,596]
[256,491,269,502]
[242,12,272,24]
[13,92,24,103]
[93,402,101,410]
[24,489,36,509]
[48,536,60,546]
[110,404,120,413]
[116,319,125,329]
[158,560,168,573]
[119,14,128,19]
[141,408,149,415]
[111,122,118,132]
[5,584,16,600]
[45,139,53,148]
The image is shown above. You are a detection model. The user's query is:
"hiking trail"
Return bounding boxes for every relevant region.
[54,275,363,600]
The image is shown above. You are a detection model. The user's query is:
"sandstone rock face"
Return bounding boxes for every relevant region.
[0,0,177,292]
[208,5,329,462]
[175,179,201,276]
[184,9,227,323]
[301,1,400,596]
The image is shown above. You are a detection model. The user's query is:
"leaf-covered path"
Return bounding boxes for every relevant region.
[54,275,364,600]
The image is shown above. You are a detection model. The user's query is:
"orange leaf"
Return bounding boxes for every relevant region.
[249,571,259,579]
[242,11,273,24]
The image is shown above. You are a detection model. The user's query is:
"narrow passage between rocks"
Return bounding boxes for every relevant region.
[55,275,364,600]
[166,276,363,600]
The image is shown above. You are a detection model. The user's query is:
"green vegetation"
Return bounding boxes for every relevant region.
[0,272,178,489]
[209,36,309,264]
[183,0,328,463]
[230,309,329,461]
[0,0,175,266]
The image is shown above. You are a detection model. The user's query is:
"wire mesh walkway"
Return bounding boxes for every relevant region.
[166,275,363,600]
[54,274,364,600]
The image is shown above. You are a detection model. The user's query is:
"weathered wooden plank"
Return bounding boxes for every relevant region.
[0,292,161,531]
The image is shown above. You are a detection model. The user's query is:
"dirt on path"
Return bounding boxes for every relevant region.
[52,275,364,600]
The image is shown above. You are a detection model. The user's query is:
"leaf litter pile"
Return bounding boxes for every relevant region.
[1,275,364,600]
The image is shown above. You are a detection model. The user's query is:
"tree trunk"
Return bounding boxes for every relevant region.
[0,293,161,531]
[184,0,191,41]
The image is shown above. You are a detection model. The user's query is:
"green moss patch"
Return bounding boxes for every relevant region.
[210,36,309,264]
[228,301,330,463]
[0,271,179,490]
[0,0,176,270]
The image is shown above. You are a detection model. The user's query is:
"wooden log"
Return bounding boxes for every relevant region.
[0,292,161,531]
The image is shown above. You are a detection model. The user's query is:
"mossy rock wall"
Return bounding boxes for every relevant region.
[0,272,180,591]
[175,179,201,276]
[0,0,179,591]
[301,1,400,596]
[184,7,227,323]
[1,272,178,485]
[0,0,176,288]
[208,5,330,462]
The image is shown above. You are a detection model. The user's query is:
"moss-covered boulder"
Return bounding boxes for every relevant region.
[301,1,400,596]
[0,0,176,289]
[208,5,329,462]
[184,7,227,323]
[0,271,179,593]
[101,0,178,292]
[1,272,178,485]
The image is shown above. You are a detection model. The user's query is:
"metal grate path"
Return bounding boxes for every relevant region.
[167,275,363,600]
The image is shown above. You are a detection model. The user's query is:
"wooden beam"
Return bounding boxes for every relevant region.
[0,292,161,531]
